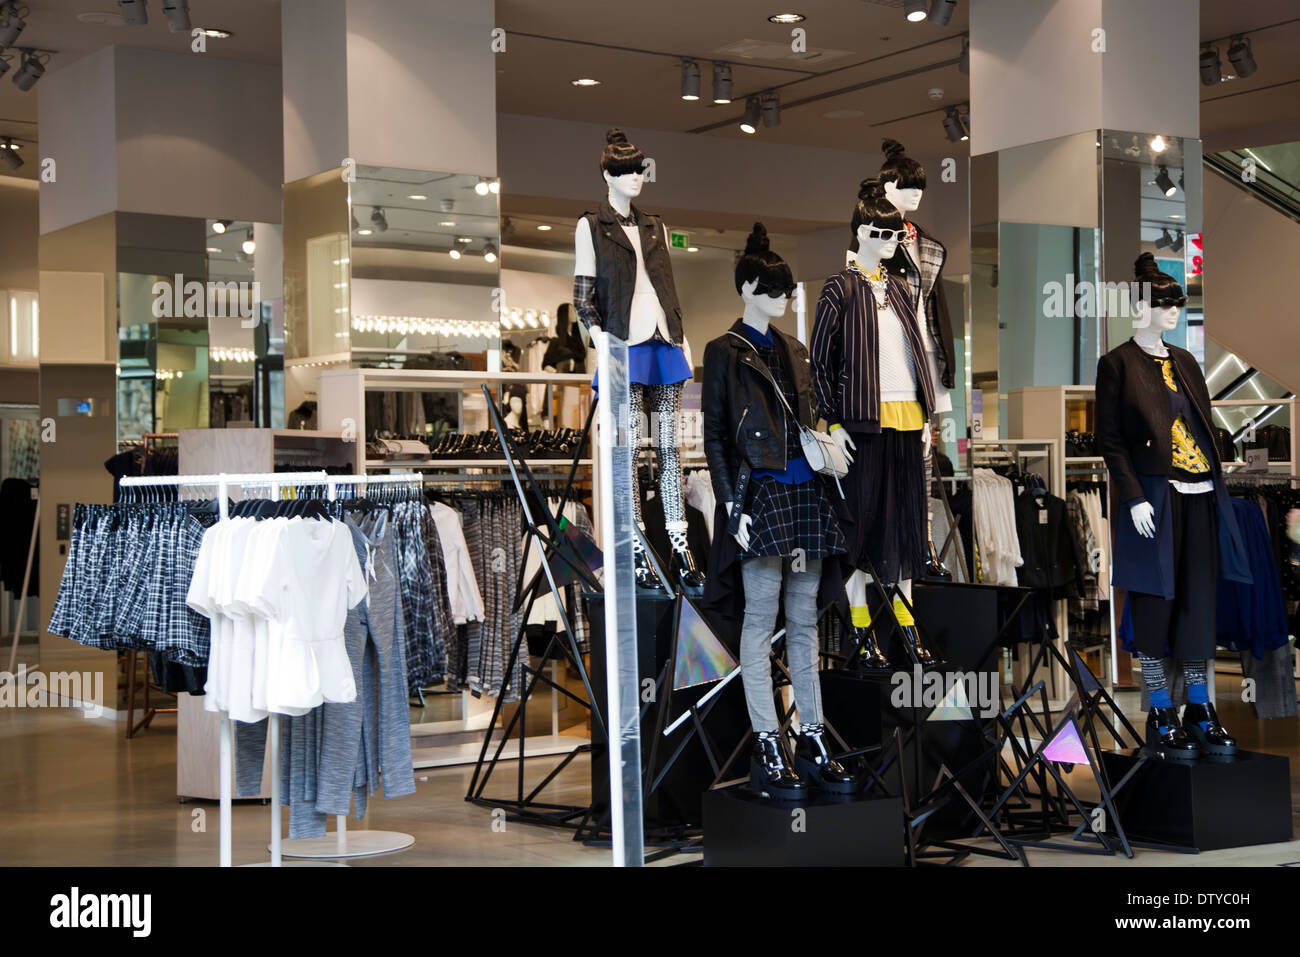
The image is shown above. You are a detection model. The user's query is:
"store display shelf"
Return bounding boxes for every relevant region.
[1064,455,1106,464]
[365,458,592,469]
[326,367,591,392]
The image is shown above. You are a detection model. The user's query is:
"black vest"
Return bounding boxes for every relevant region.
[583,200,684,344]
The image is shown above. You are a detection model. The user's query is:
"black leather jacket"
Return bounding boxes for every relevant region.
[702,319,817,508]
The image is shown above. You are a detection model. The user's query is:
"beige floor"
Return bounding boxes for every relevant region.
[0,668,1297,867]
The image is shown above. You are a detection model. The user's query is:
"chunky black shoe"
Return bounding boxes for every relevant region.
[854,628,892,672]
[900,624,942,668]
[749,732,807,800]
[670,547,706,594]
[633,547,664,590]
[1182,702,1238,756]
[794,724,859,793]
[1145,707,1199,760]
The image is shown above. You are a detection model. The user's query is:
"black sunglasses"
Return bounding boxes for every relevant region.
[754,278,795,298]
[1151,296,1187,309]
[865,226,907,242]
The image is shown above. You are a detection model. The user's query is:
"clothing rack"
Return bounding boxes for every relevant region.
[116,470,423,867]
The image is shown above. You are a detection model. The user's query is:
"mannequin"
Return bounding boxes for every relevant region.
[811,179,943,669]
[701,223,854,798]
[503,394,524,430]
[878,140,959,580]
[1096,253,1250,759]
[573,128,704,594]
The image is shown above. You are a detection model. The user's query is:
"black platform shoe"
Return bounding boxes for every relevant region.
[925,543,953,581]
[854,628,892,672]
[794,724,859,793]
[900,624,942,668]
[670,547,706,593]
[1182,702,1238,756]
[1145,707,1199,760]
[633,546,664,590]
[749,732,807,800]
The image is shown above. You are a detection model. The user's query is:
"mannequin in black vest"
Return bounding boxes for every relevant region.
[572,129,703,594]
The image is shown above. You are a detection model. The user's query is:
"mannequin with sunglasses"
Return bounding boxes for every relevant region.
[1096,253,1250,759]
[811,179,943,669]
[878,140,959,580]
[573,128,704,594]
[701,223,854,799]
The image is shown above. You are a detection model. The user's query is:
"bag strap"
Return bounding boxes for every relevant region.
[726,329,799,423]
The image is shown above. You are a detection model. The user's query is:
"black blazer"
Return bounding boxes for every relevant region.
[702,319,817,508]
[1095,339,1220,506]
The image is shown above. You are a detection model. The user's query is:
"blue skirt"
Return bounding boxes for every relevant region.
[593,338,691,392]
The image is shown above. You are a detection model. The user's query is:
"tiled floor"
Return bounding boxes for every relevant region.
[0,668,1296,867]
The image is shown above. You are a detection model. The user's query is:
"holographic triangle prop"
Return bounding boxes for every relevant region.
[1042,717,1090,766]
[926,678,974,721]
[1071,650,1103,693]
[672,598,737,691]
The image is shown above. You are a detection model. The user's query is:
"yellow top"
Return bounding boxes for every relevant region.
[880,400,926,432]
[1158,358,1211,476]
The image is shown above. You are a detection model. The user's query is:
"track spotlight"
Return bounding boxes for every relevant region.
[162,0,190,33]
[680,59,701,101]
[449,248,462,260]
[712,62,732,104]
[929,0,956,26]
[241,231,256,255]
[1199,46,1221,85]
[761,95,781,128]
[475,177,491,195]
[1150,135,1167,153]
[958,37,969,75]
[0,1,26,49]
[212,219,230,234]
[488,178,500,194]
[942,106,968,142]
[1171,232,1185,254]
[1155,229,1173,250]
[905,0,927,23]
[740,97,761,134]
[1227,34,1257,79]
[117,0,147,26]
[1154,166,1176,197]
[483,242,498,264]
[11,49,44,91]
[370,207,388,233]
[0,136,21,171]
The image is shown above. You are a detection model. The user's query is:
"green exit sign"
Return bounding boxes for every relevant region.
[669,230,690,250]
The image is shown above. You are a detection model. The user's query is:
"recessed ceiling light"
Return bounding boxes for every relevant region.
[1150,135,1167,153]
[536,224,553,231]
[457,236,474,244]
[206,246,221,253]
[687,246,699,252]
[407,193,427,201]
[439,220,457,227]
[200,27,232,38]
[357,228,373,236]
[571,77,601,87]
[1169,213,1184,219]
[768,13,805,23]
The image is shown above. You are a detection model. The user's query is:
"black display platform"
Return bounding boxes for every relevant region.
[702,785,904,866]
[1100,748,1293,851]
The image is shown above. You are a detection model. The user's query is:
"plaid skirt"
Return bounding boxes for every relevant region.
[741,476,846,561]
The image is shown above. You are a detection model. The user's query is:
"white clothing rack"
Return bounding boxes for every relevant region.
[117,470,423,866]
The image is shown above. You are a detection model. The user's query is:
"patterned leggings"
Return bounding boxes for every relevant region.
[628,381,686,537]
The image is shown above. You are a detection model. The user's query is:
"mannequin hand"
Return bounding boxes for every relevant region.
[830,427,856,466]
[1130,500,1156,538]
[726,501,753,551]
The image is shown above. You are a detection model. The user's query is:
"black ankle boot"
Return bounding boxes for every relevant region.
[1182,702,1237,756]
[633,547,663,590]
[669,546,706,593]
[749,732,806,800]
[1146,707,1199,760]
[794,724,858,793]
[900,624,942,668]
[854,628,891,672]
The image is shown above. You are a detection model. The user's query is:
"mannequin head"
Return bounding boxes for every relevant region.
[850,178,906,263]
[736,223,794,326]
[1132,252,1185,335]
[600,128,646,199]
[880,139,926,215]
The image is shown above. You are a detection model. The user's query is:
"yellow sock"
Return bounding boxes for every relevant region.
[850,605,871,628]
[892,598,915,627]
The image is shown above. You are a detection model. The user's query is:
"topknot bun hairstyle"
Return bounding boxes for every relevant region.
[879,138,926,191]
[600,128,647,177]
[735,221,794,297]
[1134,251,1183,302]
[849,177,906,250]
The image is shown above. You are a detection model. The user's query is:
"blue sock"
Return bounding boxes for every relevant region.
[1150,688,1173,710]
[1187,683,1209,705]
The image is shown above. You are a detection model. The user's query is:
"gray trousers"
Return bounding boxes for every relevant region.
[740,557,824,732]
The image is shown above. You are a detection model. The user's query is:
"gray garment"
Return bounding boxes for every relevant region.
[1240,645,1298,720]
[739,556,824,732]
[236,515,416,837]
